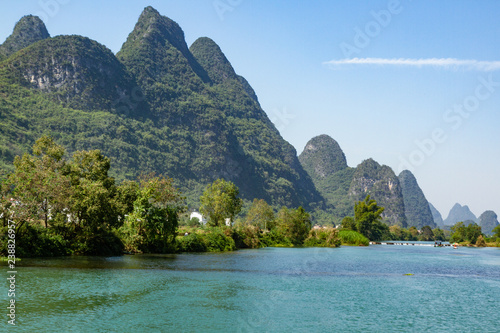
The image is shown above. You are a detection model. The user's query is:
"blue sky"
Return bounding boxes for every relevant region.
[1,0,499,219]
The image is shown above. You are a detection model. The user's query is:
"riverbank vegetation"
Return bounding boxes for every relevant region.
[1,137,497,257]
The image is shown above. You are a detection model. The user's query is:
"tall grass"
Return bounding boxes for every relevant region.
[338,230,369,246]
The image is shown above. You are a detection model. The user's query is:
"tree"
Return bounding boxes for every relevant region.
[122,173,185,253]
[493,225,500,240]
[68,150,121,233]
[451,222,482,244]
[200,179,242,227]
[245,198,275,230]
[475,235,486,247]
[420,225,434,241]
[341,216,356,231]
[432,228,446,241]
[408,226,419,240]
[8,136,71,229]
[276,206,312,245]
[353,195,385,240]
[464,223,482,244]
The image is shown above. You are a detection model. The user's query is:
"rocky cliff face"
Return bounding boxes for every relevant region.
[479,210,499,235]
[349,159,407,227]
[398,170,435,229]
[444,203,478,226]
[4,35,148,116]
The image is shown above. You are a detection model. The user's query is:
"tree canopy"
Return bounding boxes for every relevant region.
[200,178,242,227]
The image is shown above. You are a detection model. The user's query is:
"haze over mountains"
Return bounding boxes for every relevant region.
[0,6,497,230]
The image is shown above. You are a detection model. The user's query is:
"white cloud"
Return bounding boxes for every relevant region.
[323,58,500,71]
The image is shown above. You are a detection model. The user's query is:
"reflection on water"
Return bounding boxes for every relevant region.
[5,246,500,332]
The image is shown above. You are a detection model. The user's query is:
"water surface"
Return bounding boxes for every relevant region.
[6,245,500,332]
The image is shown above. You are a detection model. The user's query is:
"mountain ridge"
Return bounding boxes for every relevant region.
[0,15,50,58]
[398,170,435,229]
[444,203,478,226]
[0,7,322,211]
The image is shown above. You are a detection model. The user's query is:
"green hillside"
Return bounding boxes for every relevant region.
[0,6,322,210]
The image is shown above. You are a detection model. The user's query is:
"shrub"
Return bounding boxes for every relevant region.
[72,230,124,256]
[304,228,340,247]
[338,230,369,246]
[233,224,261,249]
[177,233,207,252]
[475,235,486,247]
[0,225,69,257]
[204,228,236,252]
[260,229,292,247]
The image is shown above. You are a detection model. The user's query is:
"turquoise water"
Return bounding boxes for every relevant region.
[5,245,500,332]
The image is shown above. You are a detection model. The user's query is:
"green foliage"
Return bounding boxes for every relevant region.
[275,206,312,246]
[70,230,124,256]
[450,222,483,244]
[0,7,324,213]
[349,159,407,227]
[259,229,293,247]
[338,230,369,246]
[203,227,236,252]
[341,216,356,231]
[245,198,275,230]
[341,195,390,241]
[493,225,500,240]
[8,136,71,228]
[353,195,387,241]
[304,227,340,247]
[177,233,207,252]
[0,224,68,257]
[200,179,242,227]
[232,224,261,249]
[420,225,434,241]
[432,228,446,241]
[0,15,50,58]
[389,225,412,241]
[475,235,486,247]
[120,174,185,253]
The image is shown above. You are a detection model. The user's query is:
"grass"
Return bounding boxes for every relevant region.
[338,230,369,246]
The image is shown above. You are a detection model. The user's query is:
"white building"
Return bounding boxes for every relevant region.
[189,211,207,225]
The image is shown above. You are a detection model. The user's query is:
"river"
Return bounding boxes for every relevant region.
[6,245,500,332]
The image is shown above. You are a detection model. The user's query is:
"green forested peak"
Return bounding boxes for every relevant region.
[136,6,187,55]
[0,15,50,58]
[190,37,238,84]
[298,134,347,179]
[118,6,210,84]
[3,35,149,116]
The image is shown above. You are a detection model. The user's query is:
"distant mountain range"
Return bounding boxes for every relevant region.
[444,203,478,226]
[0,7,497,229]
